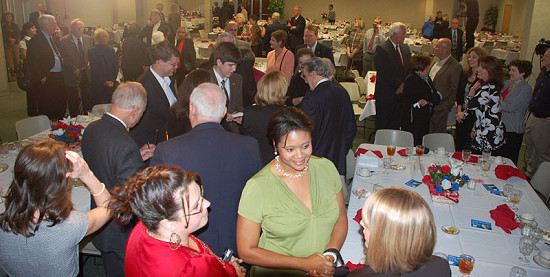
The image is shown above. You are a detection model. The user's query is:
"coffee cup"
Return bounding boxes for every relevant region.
[437,147,445,156]
[519,213,535,225]
[538,250,550,266]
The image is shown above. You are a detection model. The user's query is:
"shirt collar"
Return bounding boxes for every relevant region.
[150,66,169,84]
[315,78,329,88]
[70,33,81,42]
[435,55,451,65]
[213,66,228,83]
[105,112,128,129]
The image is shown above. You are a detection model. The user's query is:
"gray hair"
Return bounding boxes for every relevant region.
[150,9,161,17]
[389,22,406,36]
[190,83,226,120]
[302,57,332,78]
[152,31,165,45]
[272,12,280,22]
[217,31,235,43]
[320,58,335,79]
[38,14,55,28]
[111,82,147,110]
[70,18,83,28]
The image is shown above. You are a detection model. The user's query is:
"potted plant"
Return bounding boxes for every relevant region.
[484,5,498,32]
[268,0,284,14]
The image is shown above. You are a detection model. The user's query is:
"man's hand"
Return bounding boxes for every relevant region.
[139,144,156,161]
[396,83,404,95]
[418,99,429,107]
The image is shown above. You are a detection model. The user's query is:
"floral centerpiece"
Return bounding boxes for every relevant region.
[422,164,470,204]
[49,117,84,149]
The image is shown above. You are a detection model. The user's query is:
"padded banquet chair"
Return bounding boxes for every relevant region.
[349,69,361,79]
[199,30,208,39]
[355,77,367,95]
[373,129,414,147]
[15,115,51,140]
[92,104,111,117]
[530,162,550,204]
[199,47,213,59]
[340,82,362,116]
[422,133,455,153]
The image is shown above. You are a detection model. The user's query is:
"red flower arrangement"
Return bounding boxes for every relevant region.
[49,118,84,149]
[369,75,376,83]
[423,164,470,204]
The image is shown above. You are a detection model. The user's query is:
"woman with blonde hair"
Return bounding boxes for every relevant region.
[88,28,119,105]
[349,187,450,276]
[241,71,287,165]
[345,18,365,75]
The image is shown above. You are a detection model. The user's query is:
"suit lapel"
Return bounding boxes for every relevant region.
[149,69,171,108]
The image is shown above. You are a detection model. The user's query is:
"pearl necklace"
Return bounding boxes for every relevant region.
[275,156,309,178]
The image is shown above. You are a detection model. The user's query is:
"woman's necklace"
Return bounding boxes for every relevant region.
[275,156,309,178]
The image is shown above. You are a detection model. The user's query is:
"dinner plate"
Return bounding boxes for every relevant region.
[390,164,406,170]
[441,225,460,235]
[356,167,372,177]
[0,163,8,174]
[534,255,550,269]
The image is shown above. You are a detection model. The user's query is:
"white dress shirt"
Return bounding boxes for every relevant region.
[150,67,177,107]
[213,67,231,100]
[429,55,451,80]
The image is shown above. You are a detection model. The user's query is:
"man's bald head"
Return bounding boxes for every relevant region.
[434,38,452,59]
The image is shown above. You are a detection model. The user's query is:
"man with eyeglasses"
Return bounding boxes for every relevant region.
[129,41,179,150]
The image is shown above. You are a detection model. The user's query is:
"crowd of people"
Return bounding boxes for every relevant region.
[1,0,550,276]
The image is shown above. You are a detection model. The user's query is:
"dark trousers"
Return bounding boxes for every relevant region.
[26,87,38,116]
[502,132,524,165]
[375,100,402,130]
[67,73,91,117]
[252,44,262,58]
[465,18,479,51]
[35,72,66,120]
[451,49,462,62]
[91,85,116,106]
[99,249,126,277]
[455,113,475,151]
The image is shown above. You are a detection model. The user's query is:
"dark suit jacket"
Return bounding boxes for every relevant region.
[300,80,356,175]
[59,34,93,86]
[139,22,170,46]
[88,44,119,97]
[29,11,52,28]
[176,38,196,71]
[288,15,306,49]
[431,56,462,113]
[374,39,411,104]
[263,22,289,52]
[25,31,56,84]
[130,68,176,147]
[81,114,145,252]
[295,42,335,65]
[151,122,262,255]
[241,105,285,165]
[121,36,148,81]
[443,28,464,60]
[207,67,244,133]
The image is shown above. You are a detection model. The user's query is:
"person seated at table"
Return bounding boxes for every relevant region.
[348,187,451,277]
[110,165,245,277]
[235,13,249,40]
[0,138,111,276]
[241,71,287,165]
[266,30,295,84]
[262,12,288,56]
[237,107,347,276]
[286,47,314,106]
[401,53,441,145]
[422,15,435,40]
[174,26,196,86]
[344,18,365,76]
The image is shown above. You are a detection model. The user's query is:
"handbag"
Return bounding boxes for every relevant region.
[16,62,31,91]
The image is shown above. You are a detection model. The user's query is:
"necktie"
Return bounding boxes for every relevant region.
[49,35,63,63]
[368,30,376,50]
[77,37,85,68]
[220,79,229,106]
[395,45,404,71]
[452,30,457,49]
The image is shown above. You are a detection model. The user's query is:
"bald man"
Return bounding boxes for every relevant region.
[29,2,52,29]
[428,38,463,133]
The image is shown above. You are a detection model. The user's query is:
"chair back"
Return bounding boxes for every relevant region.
[199,30,207,39]
[421,44,433,55]
[340,82,360,102]
[374,129,414,147]
[92,104,112,117]
[530,162,550,204]
[422,133,456,153]
[349,69,360,79]
[355,77,367,95]
[199,47,213,59]
[321,39,333,48]
[15,115,51,140]
[191,18,199,28]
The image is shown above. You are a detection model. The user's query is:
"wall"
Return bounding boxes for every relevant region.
[116,0,137,23]
[520,0,550,88]
[48,0,115,27]
[494,0,527,36]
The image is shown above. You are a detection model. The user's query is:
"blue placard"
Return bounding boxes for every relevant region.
[471,219,492,230]
[447,255,460,266]
[405,179,422,188]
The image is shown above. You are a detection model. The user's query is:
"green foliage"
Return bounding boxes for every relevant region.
[484,5,499,28]
[268,0,285,13]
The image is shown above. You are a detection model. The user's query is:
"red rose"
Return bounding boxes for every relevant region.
[440,165,451,174]
[422,175,431,183]
[428,165,438,172]
[70,130,79,138]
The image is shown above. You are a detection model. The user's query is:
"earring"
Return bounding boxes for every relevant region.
[274,149,278,156]
[169,232,181,250]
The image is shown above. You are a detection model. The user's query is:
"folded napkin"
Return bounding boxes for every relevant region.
[398,149,407,157]
[345,261,366,271]
[353,209,362,224]
[495,165,528,180]
[489,204,521,233]
[451,152,478,163]
[354,148,383,158]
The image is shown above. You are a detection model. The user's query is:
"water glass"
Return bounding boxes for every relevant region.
[462,149,472,163]
[530,227,543,251]
[502,184,514,202]
[482,150,491,161]
[518,236,534,264]
[459,254,475,276]
[382,157,391,174]
[509,266,526,277]
[479,157,491,177]
[373,184,384,192]
[509,189,523,211]
[405,146,414,162]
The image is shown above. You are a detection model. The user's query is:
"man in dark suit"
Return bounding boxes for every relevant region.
[429,38,462,133]
[296,25,335,65]
[443,18,464,62]
[139,9,170,46]
[287,6,306,52]
[59,18,94,116]
[88,29,120,106]
[262,12,289,55]
[465,0,479,51]
[25,14,67,120]
[300,57,356,198]
[151,83,262,256]
[219,1,233,29]
[82,82,154,277]
[130,41,179,148]
[29,2,52,29]
[373,22,411,130]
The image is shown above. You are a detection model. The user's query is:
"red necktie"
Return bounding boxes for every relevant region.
[368,31,376,50]
[395,45,404,71]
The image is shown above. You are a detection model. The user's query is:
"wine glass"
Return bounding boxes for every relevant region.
[459,254,475,276]
[502,184,514,202]
[509,189,523,211]
[387,145,396,160]
[462,149,472,163]
[509,266,526,277]
[415,145,425,161]
[482,150,491,161]
[518,236,534,264]
[479,157,491,177]
[405,146,414,162]
[382,157,391,174]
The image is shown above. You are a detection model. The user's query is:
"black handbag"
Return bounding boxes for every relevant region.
[16,62,31,91]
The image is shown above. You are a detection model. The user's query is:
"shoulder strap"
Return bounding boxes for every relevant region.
[279,49,289,71]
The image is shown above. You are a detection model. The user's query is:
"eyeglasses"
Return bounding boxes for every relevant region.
[180,183,205,228]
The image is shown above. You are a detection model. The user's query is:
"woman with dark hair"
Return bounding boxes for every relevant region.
[2,11,20,79]
[165,69,216,138]
[110,166,245,276]
[241,71,287,165]
[286,47,314,106]
[348,187,450,276]
[88,28,119,105]
[500,60,533,164]
[237,107,347,276]
[121,22,148,81]
[0,138,111,276]
[174,26,196,86]
[19,21,36,60]
[248,15,262,57]
[401,53,442,145]
[468,56,506,153]
[266,30,295,84]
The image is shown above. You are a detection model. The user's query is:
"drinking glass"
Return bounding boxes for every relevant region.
[373,184,384,192]
[415,145,425,158]
[479,157,491,177]
[382,157,391,174]
[405,146,414,162]
[482,150,491,161]
[387,145,396,159]
[530,227,543,251]
[462,149,472,163]
[459,254,475,276]
[502,184,514,202]
[509,189,523,211]
[518,236,534,264]
[509,266,526,277]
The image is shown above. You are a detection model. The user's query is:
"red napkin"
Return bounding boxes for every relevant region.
[353,208,362,224]
[451,152,478,163]
[345,261,366,271]
[366,94,374,100]
[489,204,521,233]
[354,148,383,158]
[398,149,407,157]
[495,165,528,180]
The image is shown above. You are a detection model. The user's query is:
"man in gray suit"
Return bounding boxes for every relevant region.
[429,38,462,133]
[225,20,252,50]
[59,18,94,115]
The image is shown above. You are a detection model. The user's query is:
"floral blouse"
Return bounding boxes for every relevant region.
[468,83,506,152]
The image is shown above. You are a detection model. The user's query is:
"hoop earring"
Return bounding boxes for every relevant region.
[169,232,181,250]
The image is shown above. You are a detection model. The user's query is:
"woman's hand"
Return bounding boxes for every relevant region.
[455,111,465,123]
[65,151,93,181]
[468,81,482,97]
[229,257,247,277]
[303,253,334,276]
[418,99,429,107]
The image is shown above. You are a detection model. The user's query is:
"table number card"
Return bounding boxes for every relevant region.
[447,255,460,266]
[471,219,492,230]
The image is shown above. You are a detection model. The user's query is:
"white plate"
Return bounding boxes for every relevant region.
[534,255,550,269]
[356,167,372,177]
[441,225,460,235]
[0,163,8,174]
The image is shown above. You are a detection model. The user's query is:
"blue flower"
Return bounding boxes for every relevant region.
[451,183,460,191]
[442,176,451,181]
[462,175,470,182]
[435,185,443,193]
[59,134,67,142]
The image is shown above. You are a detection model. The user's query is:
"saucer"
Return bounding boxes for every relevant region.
[441,225,460,235]
[533,255,550,269]
[356,167,372,177]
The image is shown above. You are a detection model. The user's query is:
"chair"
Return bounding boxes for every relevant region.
[191,18,199,29]
[79,237,101,276]
[422,133,456,153]
[321,39,333,48]
[340,82,360,102]
[350,70,360,79]
[531,162,550,204]
[420,44,433,55]
[374,129,414,147]
[199,47,213,59]
[92,104,111,116]
[198,30,207,39]
[15,115,51,140]
[355,77,367,95]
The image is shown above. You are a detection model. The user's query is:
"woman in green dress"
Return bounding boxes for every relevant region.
[237,107,348,276]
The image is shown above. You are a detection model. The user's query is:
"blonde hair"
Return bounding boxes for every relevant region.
[94,28,109,45]
[362,187,436,274]
[355,18,365,29]
[255,71,287,106]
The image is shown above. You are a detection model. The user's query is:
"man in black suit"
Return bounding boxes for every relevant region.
[29,2,52,29]
[130,41,179,148]
[287,6,306,52]
[25,14,66,120]
[139,9,169,46]
[151,83,262,256]
[262,12,289,55]
[219,0,233,29]
[295,25,335,65]
[465,0,479,51]
[59,18,94,116]
[443,18,464,62]
[82,82,154,277]
[373,22,411,130]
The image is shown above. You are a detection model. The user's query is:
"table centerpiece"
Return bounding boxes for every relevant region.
[422,164,470,205]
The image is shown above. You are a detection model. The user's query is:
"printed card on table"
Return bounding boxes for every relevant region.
[482,184,501,195]
[405,179,422,188]
[471,219,492,230]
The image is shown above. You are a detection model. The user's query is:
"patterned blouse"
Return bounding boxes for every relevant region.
[468,83,506,152]
[345,29,364,52]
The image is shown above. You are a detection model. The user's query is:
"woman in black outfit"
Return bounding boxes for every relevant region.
[121,23,148,81]
[401,53,441,145]
[286,47,314,106]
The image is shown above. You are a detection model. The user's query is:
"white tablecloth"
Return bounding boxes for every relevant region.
[490,49,520,65]
[342,143,550,276]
